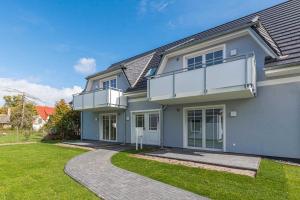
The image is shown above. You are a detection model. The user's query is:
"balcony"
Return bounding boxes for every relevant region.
[73,88,127,111]
[147,54,256,104]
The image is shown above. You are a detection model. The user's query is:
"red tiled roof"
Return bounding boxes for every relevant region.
[35,106,55,121]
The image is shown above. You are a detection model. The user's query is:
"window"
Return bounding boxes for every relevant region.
[205,50,223,66]
[187,55,203,70]
[110,79,117,88]
[103,80,109,89]
[91,80,100,90]
[149,113,159,131]
[185,48,224,70]
[102,78,117,89]
[135,114,144,128]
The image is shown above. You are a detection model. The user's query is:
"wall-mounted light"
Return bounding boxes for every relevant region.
[94,117,98,121]
[176,108,180,112]
[230,111,237,117]
[176,57,180,61]
[230,49,237,56]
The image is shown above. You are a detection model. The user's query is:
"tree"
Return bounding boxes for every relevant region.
[2,95,37,129]
[3,95,22,107]
[45,99,80,139]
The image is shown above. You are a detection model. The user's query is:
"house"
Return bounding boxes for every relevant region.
[0,108,11,129]
[73,0,300,159]
[33,106,54,131]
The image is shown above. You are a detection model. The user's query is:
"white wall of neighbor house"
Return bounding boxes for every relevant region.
[162,35,267,82]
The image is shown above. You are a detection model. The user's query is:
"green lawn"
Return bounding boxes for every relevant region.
[0,130,45,144]
[112,150,300,200]
[0,143,99,200]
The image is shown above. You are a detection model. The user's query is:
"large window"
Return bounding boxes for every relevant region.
[186,49,223,70]
[102,78,117,89]
[205,50,223,66]
[187,55,203,70]
[149,113,159,131]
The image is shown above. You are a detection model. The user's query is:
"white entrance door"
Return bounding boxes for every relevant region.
[132,111,160,145]
[100,114,117,142]
[184,106,225,151]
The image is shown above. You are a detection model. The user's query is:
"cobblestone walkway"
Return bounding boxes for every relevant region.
[65,146,208,200]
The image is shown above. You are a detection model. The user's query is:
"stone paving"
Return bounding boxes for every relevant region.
[146,148,261,171]
[65,146,208,200]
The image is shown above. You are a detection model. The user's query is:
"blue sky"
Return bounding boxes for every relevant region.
[0,0,285,105]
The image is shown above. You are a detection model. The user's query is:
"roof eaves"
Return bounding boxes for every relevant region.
[162,21,258,56]
[85,65,125,80]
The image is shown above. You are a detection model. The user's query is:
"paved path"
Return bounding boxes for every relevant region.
[65,146,208,200]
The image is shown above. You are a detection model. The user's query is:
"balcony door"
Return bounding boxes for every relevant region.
[100,113,117,142]
[184,106,225,151]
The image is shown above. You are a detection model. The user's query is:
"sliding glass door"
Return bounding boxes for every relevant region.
[185,107,224,150]
[101,114,117,141]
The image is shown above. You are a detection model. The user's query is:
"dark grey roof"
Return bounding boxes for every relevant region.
[89,0,300,92]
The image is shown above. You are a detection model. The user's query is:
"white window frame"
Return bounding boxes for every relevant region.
[183,104,226,152]
[130,109,161,144]
[148,112,160,131]
[100,76,118,89]
[99,113,118,142]
[183,44,226,69]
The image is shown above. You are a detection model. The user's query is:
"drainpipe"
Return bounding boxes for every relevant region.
[123,110,126,145]
[80,111,83,141]
[160,105,168,149]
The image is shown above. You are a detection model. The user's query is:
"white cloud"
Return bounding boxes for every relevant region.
[0,78,83,106]
[138,0,174,15]
[74,57,96,75]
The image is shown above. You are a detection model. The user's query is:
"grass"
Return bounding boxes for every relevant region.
[0,143,99,200]
[0,129,45,144]
[111,150,300,200]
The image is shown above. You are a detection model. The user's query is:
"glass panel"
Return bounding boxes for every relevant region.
[103,115,110,140]
[194,56,203,69]
[135,114,144,128]
[206,53,214,66]
[149,113,159,131]
[205,109,223,149]
[103,81,109,89]
[214,50,223,65]
[110,115,116,141]
[110,79,117,88]
[187,58,194,70]
[187,110,202,147]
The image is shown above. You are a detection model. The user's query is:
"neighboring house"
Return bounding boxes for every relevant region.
[33,106,54,131]
[73,1,300,159]
[0,108,11,129]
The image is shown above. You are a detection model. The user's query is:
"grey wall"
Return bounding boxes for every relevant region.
[86,72,130,92]
[81,110,126,143]
[81,111,99,140]
[162,82,300,159]
[124,100,161,143]
[163,35,267,81]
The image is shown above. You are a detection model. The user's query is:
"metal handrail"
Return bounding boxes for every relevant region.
[73,86,123,96]
[147,53,256,99]
[148,53,254,79]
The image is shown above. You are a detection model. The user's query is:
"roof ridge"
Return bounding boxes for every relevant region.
[103,1,290,71]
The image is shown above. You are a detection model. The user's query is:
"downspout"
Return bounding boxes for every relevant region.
[123,110,126,145]
[160,105,168,149]
[80,111,83,141]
